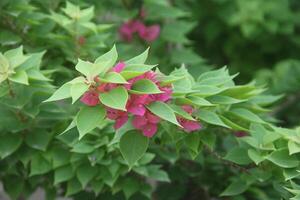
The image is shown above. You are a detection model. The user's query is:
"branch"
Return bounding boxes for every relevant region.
[204,145,253,174]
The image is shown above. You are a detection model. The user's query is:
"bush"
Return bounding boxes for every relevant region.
[0,1,300,200]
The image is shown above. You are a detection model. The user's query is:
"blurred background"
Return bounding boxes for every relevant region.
[0,0,299,199]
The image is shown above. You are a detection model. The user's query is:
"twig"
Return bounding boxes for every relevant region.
[204,145,252,174]
[6,79,15,97]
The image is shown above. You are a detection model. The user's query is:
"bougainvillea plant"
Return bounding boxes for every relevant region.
[42,46,300,199]
[1,1,300,200]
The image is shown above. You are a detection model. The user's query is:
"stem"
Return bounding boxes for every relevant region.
[204,145,252,174]
[6,79,15,97]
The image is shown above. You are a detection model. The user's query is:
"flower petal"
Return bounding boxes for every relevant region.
[142,123,157,137]
[132,115,147,129]
[113,62,126,73]
[139,25,160,42]
[180,119,202,132]
[114,115,128,129]
[127,103,146,116]
[80,91,99,106]
[146,111,160,124]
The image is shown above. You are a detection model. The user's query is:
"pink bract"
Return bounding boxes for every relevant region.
[113,62,126,73]
[132,110,160,137]
[106,107,128,129]
[119,20,145,42]
[177,105,202,132]
[178,118,202,132]
[139,25,160,42]
[126,94,148,116]
[80,91,99,106]
[235,131,248,137]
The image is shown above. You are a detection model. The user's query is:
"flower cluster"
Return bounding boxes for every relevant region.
[119,20,160,42]
[177,105,202,132]
[80,62,201,137]
[119,9,160,42]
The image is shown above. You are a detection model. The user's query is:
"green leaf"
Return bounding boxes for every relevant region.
[43,83,71,102]
[4,46,28,69]
[66,178,82,196]
[30,154,52,176]
[248,149,264,165]
[185,133,200,159]
[120,130,149,167]
[2,175,24,200]
[122,178,140,199]
[288,141,300,155]
[25,130,52,151]
[100,72,128,84]
[170,105,195,121]
[54,165,74,185]
[224,147,252,165]
[0,53,9,72]
[76,105,105,139]
[0,134,22,159]
[187,96,214,106]
[230,108,266,124]
[130,79,162,94]
[75,59,94,79]
[267,149,299,168]
[207,95,244,104]
[190,85,224,97]
[147,101,181,126]
[71,142,94,154]
[121,64,157,79]
[99,86,128,111]
[197,110,229,128]
[60,119,77,135]
[125,48,149,65]
[95,45,118,74]
[283,168,300,181]
[70,82,89,104]
[220,179,248,196]
[76,163,98,187]
[8,70,28,85]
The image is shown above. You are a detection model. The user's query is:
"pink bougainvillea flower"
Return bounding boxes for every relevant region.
[148,86,172,103]
[113,62,126,73]
[178,118,202,132]
[106,107,128,129]
[126,94,149,116]
[97,83,117,93]
[177,105,202,132]
[80,90,99,106]
[139,24,160,42]
[132,110,160,137]
[119,20,145,42]
[235,131,248,137]
[125,71,158,90]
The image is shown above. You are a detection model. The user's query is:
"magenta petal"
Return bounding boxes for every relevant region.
[235,131,248,137]
[142,123,157,137]
[119,24,133,42]
[139,25,160,42]
[127,103,146,116]
[146,112,160,124]
[182,105,194,114]
[113,62,126,73]
[132,115,148,129]
[155,87,172,102]
[181,120,202,132]
[114,115,128,129]
[131,20,145,32]
[106,107,119,120]
[80,91,99,106]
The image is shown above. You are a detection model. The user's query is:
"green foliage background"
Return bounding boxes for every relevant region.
[0,0,300,200]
